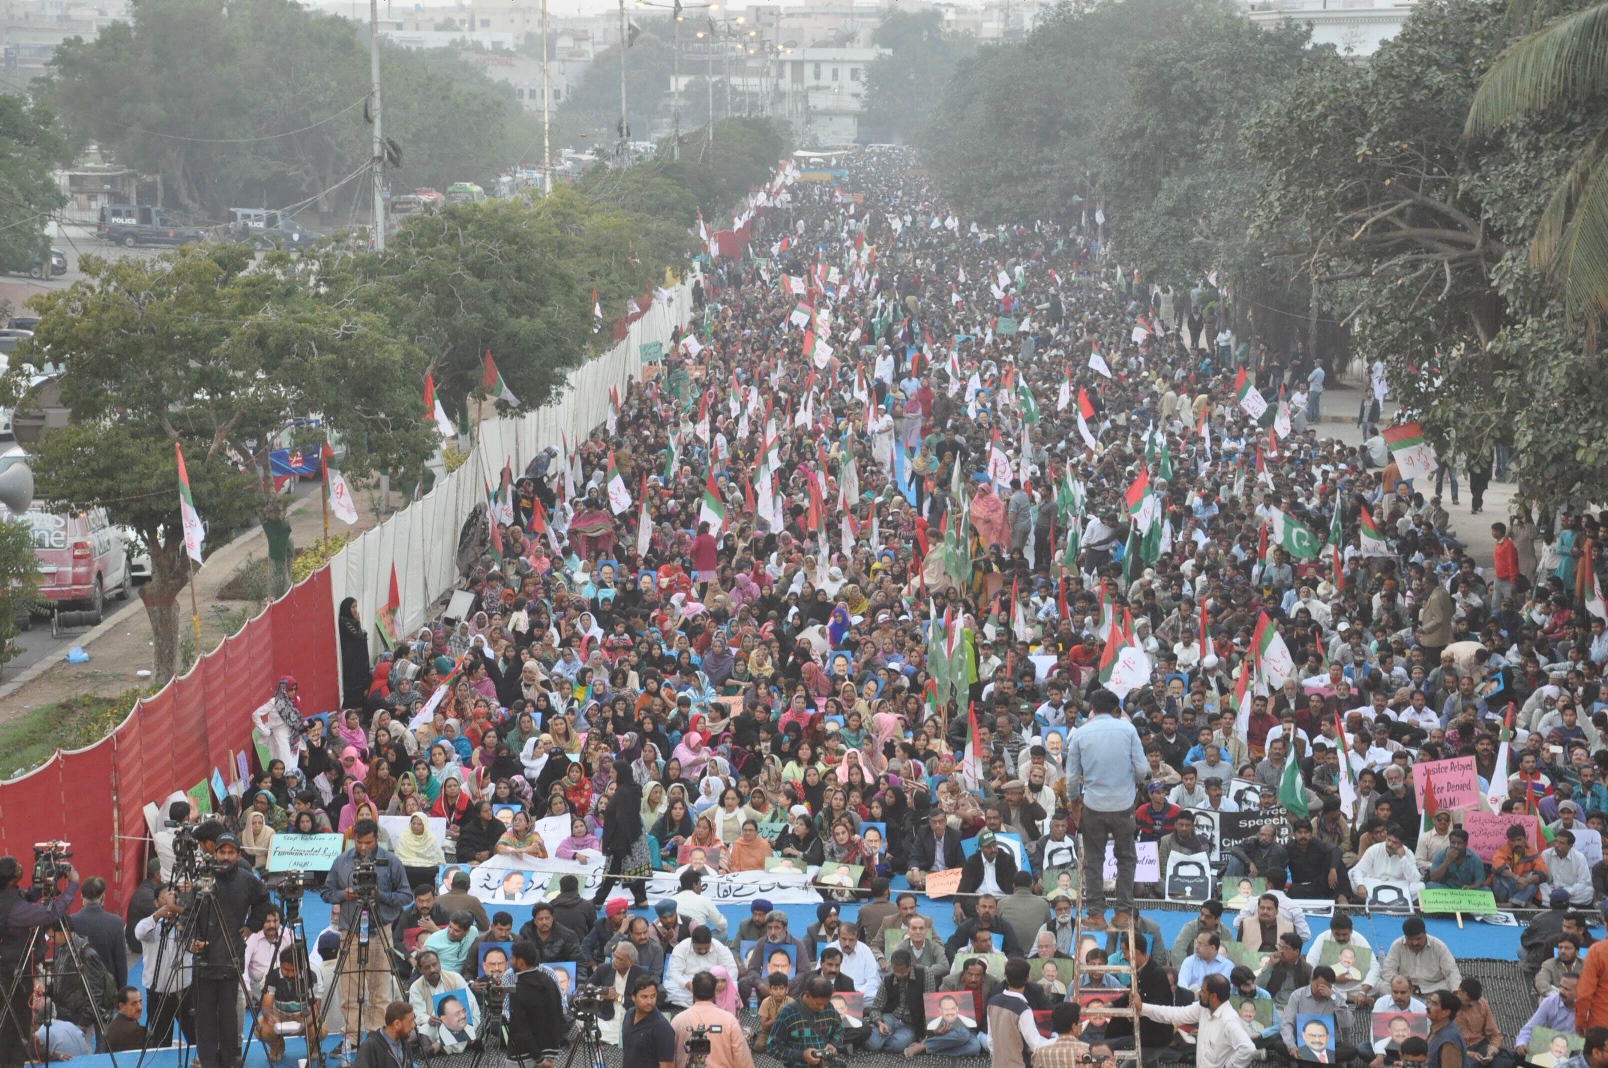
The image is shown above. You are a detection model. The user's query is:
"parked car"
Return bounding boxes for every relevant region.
[0,446,133,618]
[13,248,66,279]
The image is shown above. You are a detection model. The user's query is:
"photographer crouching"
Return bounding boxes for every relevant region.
[321,819,412,1060]
[0,852,80,1068]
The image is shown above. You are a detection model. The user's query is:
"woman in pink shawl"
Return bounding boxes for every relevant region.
[708,966,739,1015]
[833,749,875,787]
[672,732,712,780]
[871,709,902,752]
[338,745,369,783]
[969,481,1009,550]
[729,572,761,609]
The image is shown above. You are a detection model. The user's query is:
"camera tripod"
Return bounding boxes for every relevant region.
[131,855,253,1068]
[558,1008,604,1068]
[0,860,122,1068]
[237,880,324,1068]
[314,893,397,1067]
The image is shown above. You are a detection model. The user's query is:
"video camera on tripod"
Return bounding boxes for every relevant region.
[684,1022,722,1058]
[31,841,72,894]
[265,870,320,923]
[350,854,379,897]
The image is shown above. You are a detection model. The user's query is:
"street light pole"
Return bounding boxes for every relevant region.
[618,0,629,157]
[672,9,680,159]
[368,0,386,250]
[541,0,551,192]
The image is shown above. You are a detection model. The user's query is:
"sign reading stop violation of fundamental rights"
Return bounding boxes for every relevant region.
[268,834,346,872]
[1419,888,1498,915]
[1412,756,1481,812]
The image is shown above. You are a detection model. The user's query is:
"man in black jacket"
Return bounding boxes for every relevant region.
[518,904,582,965]
[352,1001,417,1068]
[506,941,567,1067]
[594,761,649,907]
[188,834,272,1068]
[956,831,1019,918]
[547,876,596,941]
[907,810,964,891]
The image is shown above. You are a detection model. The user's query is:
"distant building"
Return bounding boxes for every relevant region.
[0,0,130,85]
[1244,0,1417,58]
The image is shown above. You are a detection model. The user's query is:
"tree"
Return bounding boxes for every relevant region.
[1465,0,1608,338]
[1246,0,1608,507]
[0,519,39,666]
[861,11,975,145]
[324,190,690,426]
[43,0,538,220]
[0,94,68,275]
[6,245,433,682]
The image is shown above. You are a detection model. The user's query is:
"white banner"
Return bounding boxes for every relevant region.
[459,856,824,905]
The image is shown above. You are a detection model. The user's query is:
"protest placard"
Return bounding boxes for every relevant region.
[1412,756,1481,812]
[1102,841,1160,882]
[1419,888,1498,915]
[268,834,346,872]
[924,868,965,898]
[1463,811,1537,862]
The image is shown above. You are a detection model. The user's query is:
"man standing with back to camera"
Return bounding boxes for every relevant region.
[323,819,413,1060]
[1064,688,1148,929]
[0,853,79,1068]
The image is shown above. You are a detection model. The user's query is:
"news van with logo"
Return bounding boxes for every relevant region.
[19,506,132,620]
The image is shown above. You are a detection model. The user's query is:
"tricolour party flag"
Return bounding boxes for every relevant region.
[1250,610,1294,688]
[1076,388,1099,451]
[1336,711,1360,818]
[1234,366,1268,420]
[1421,765,1440,835]
[1329,506,1345,593]
[1588,565,1607,621]
[176,442,206,565]
[1358,503,1389,555]
[375,563,401,649]
[481,350,519,407]
[962,701,985,792]
[424,372,454,437]
[1382,422,1439,480]
[605,452,632,515]
[321,445,359,526]
[1124,467,1152,517]
[1486,704,1514,813]
[1057,365,1073,412]
[698,467,727,535]
[635,474,652,558]
[1089,343,1112,379]
[592,287,603,331]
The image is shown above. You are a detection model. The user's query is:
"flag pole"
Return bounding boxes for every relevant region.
[188,557,201,653]
[319,448,330,543]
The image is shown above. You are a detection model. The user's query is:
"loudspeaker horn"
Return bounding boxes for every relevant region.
[0,462,35,515]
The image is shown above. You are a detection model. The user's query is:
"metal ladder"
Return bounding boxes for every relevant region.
[1071,893,1145,1064]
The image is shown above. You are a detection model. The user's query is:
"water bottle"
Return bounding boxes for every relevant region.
[359,912,370,946]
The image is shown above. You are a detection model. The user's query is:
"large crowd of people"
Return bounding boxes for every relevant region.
[16,149,1608,1068]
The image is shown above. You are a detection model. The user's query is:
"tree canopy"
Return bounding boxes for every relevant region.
[0,94,68,276]
[42,0,539,220]
[860,11,976,145]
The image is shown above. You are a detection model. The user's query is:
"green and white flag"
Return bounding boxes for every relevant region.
[1279,736,1310,818]
[1270,509,1321,560]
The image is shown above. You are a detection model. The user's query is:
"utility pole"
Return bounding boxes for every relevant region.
[672,7,680,160]
[541,0,552,192]
[705,19,713,153]
[368,0,386,250]
[618,0,629,158]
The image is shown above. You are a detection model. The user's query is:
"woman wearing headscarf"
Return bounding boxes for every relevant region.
[593,756,650,908]
[360,753,397,811]
[338,598,372,709]
[708,966,740,1017]
[639,781,668,830]
[338,781,379,834]
[457,800,507,864]
[673,732,712,780]
[240,810,275,871]
[251,676,304,771]
[386,772,424,815]
[247,788,288,832]
[395,813,446,888]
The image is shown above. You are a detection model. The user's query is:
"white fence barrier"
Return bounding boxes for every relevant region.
[329,279,694,673]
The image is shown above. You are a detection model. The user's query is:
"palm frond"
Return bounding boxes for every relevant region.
[1465,0,1608,137]
[1529,124,1608,335]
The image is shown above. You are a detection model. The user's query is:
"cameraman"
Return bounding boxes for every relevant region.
[671,971,752,1068]
[187,833,271,1068]
[505,941,565,1068]
[769,975,844,1068]
[321,819,412,1054]
[0,854,79,1068]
